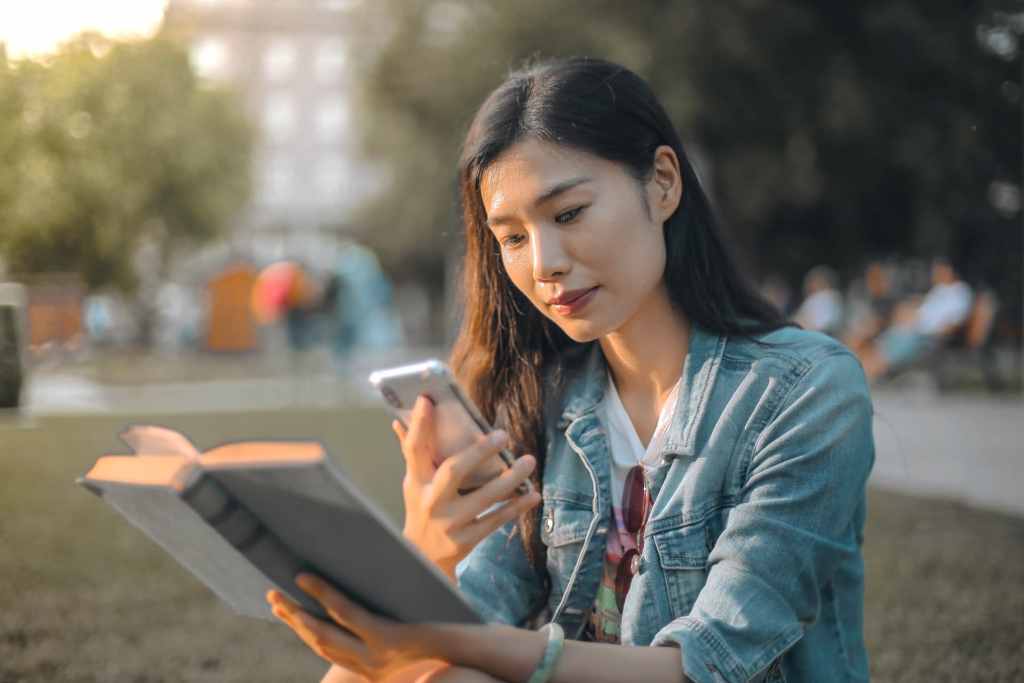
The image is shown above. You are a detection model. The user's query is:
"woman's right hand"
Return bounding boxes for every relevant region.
[395,396,542,580]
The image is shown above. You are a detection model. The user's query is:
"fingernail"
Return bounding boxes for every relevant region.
[518,455,535,471]
[490,430,507,446]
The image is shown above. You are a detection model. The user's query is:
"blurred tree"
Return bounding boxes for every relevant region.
[683,1,1021,309]
[0,33,252,294]
[343,0,668,284]
[345,0,1021,335]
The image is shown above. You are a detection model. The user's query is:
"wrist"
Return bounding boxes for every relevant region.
[526,623,565,683]
[426,622,548,683]
[425,623,501,668]
[442,558,459,581]
[402,529,459,581]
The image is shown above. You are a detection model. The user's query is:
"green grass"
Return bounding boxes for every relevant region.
[0,408,403,683]
[862,489,1024,680]
[1,409,1022,682]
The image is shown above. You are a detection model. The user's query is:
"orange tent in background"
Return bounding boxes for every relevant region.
[24,276,83,350]
[205,263,258,352]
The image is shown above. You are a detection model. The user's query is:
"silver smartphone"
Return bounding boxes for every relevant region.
[368,359,533,495]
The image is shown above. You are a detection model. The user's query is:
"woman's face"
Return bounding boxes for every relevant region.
[480,138,681,342]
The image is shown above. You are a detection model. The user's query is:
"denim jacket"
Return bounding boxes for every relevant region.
[456,324,875,683]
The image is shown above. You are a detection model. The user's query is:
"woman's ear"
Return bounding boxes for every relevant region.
[648,145,683,222]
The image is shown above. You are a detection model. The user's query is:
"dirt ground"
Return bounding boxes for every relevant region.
[1,408,1021,682]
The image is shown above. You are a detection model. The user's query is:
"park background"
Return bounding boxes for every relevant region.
[1,1,1022,681]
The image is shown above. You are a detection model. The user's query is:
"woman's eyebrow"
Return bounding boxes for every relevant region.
[535,176,592,206]
[486,176,593,227]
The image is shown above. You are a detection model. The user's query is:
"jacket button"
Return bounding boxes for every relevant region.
[544,515,555,534]
[630,552,641,575]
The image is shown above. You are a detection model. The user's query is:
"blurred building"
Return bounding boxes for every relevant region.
[161,0,372,268]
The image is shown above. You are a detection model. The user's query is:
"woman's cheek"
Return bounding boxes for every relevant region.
[502,248,523,265]
[502,249,530,282]
[501,251,535,298]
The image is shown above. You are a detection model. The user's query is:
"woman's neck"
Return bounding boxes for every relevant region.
[598,286,690,406]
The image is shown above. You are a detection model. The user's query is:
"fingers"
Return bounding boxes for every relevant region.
[402,396,439,484]
[461,487,541,546]
[450,455,537,525]
[268,587,304,614]
[296,574,372,639]
[267,588,367,664]
[321,664,372,683]
[432,431,511,499]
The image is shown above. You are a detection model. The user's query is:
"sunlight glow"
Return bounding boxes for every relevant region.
[0,1,168,59]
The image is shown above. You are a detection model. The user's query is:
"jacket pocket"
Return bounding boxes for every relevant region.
[540,504,593,548]
[651,524,710,616]
[541,503,596,615]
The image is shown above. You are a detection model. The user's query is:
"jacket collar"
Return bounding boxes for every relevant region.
[659,324,727,459]
[554,323,727,458]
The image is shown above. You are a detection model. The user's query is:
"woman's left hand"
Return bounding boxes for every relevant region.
[267,574,445,681]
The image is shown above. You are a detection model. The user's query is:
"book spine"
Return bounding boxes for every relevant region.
[180,475,328,619]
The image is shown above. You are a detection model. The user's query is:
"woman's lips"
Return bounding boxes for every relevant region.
[550,286,599,317]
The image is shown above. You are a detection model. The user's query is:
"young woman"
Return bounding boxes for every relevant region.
[269,57,875,683]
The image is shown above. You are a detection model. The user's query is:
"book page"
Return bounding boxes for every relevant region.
[200,441,324,468]
[119,425,201,459]
[83,456,194,490]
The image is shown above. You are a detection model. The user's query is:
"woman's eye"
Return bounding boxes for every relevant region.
[501,234,525,248]
[555,206,585,224]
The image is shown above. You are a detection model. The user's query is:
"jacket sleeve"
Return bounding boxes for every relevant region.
[651,351,875,683]
[456,518,547,627]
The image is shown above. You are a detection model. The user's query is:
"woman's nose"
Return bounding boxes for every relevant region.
[531,230,570,281]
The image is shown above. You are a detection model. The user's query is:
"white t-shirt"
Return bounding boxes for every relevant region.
[915,281,972,335]
[794,289,844,334]
[583,370,681,643]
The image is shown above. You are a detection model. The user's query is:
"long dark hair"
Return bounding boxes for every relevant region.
[450,56,787,576]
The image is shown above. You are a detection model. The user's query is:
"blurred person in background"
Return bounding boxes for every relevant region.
[842,259,902,355]
[252,260,322,354]
[792,265,843,336]
[268,57,874,683]
[857,257,973,381]
[325,240,404,366]
[83,294,115,348]
[758,273,793,317]
[251,248,404,372]
[154,282,201,352]
[279,264,321,355]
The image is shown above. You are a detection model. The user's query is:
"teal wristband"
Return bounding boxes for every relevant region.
[527,622,565,683]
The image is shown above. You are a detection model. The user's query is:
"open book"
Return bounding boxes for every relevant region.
[78,426,482,626]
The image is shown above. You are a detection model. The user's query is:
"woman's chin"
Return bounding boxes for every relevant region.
[556,320,606,343]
